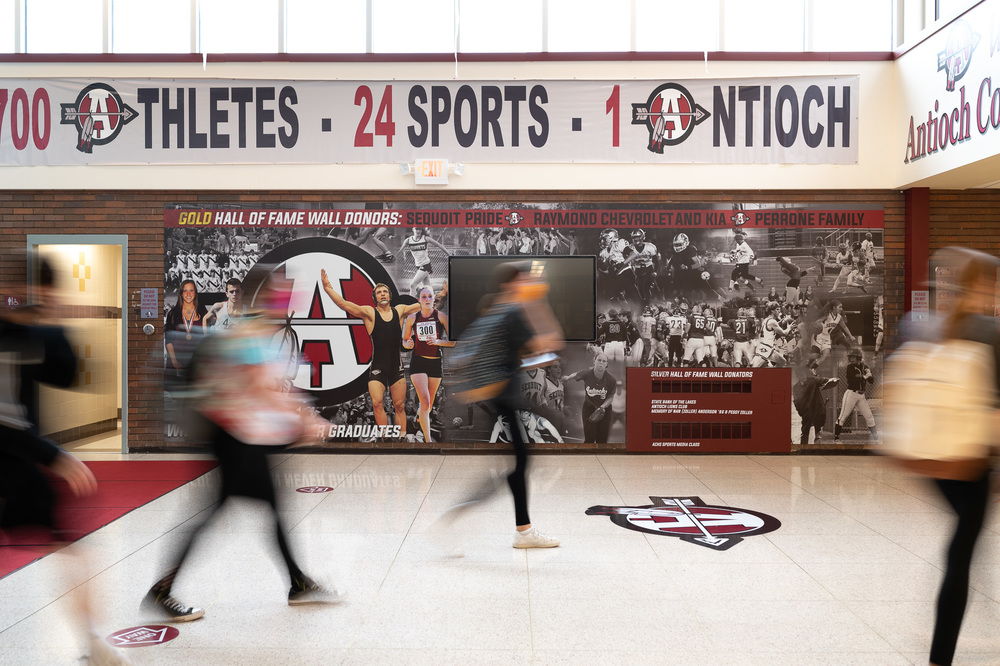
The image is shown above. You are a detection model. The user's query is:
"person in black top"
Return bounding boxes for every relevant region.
[834,349,876,441]
[321,272,442,438]
[0,259,131,664]
[437,262,564,550]
[793,360,838,445]
[565,353,618,443]
[164,279,208,382]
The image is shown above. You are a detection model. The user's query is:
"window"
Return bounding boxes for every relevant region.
[12,0,900,56]
[548,0,630,52]
[287,0,366,53]
[812,0,892,51]
[721,0,804,52]
[636,0,720,52]
[458,0,542,53]
[200,0,279,54]
[26,0,103,53]
[113,0,191,53]
[0,1,16,53]
[372,0,453,53]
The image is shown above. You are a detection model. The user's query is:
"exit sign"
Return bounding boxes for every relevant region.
[414,159,448,185]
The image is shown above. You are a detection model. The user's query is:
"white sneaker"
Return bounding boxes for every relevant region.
[512,527,560,549]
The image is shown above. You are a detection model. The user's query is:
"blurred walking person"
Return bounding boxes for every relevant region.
[0,258,129,664]
[142,272,338,622]
[439,262,564,549]
[885,248,1000,666]
[924,251,998,666]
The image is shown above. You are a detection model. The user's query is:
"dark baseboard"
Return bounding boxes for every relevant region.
[46,418,119,445]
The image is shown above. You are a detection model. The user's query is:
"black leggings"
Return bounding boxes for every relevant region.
[493,399,531,527]
[451,397,531,527]
[929,470,991,666]
[155,426,303,592]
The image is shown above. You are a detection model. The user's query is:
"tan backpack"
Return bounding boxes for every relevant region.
[882,339,995,480]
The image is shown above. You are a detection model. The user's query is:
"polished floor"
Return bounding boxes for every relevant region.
[1,452,999,665]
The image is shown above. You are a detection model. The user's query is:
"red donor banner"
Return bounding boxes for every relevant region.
[106,625,180,648]
[164,206,884,230]
[627,367,792,453]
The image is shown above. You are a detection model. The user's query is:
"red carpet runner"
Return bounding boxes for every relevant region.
[0,460,217,579]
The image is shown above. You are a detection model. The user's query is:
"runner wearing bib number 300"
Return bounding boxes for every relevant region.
[322,272,444,439]
[402,287,454,443]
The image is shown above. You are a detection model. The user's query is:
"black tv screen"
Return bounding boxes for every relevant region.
[448,255,597,341]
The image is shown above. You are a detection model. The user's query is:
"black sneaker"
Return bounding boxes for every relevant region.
[288,576,344,606]
[141,589,205,622]
[377,252,395,263]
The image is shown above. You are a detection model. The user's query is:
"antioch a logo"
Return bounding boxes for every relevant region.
[631,83,709,153]
[586,496,780,550]
[937,21,980,92]
[242,237,397,406]
[60,83,137,153]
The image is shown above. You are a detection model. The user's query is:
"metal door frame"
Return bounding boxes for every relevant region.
[27,234,129,454]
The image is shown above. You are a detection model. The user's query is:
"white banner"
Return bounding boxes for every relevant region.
[897,0,1000,177]
[0,77,858,166]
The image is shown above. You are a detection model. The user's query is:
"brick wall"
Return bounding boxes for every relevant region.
[928,190,1000,254]
[0,189,912,451]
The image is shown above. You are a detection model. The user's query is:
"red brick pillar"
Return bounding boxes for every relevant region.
[903,187,930,312]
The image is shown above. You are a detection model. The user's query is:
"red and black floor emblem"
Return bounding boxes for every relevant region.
[586,496,780,551]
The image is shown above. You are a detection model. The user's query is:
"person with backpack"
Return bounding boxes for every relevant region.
[438,262,564,549]
[884,248,1000,666]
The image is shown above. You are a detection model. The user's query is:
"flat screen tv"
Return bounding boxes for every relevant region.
[447,255,597,341]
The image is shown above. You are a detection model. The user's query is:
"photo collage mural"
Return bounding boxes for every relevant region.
[163,202,884,450]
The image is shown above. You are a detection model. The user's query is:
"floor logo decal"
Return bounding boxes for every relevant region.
[586,496,780,551]
[106,625,179,648]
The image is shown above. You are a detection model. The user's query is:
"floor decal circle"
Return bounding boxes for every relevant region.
[105,625,180,648]
[586,496,780,551]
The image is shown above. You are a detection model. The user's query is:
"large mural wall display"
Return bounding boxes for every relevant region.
[163,203,884,450]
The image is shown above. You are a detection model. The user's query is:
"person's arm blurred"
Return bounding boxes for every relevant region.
[49,451,97,497]
[517,299,565,354]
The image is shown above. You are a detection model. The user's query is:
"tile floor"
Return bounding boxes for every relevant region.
[1,452,998,665]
